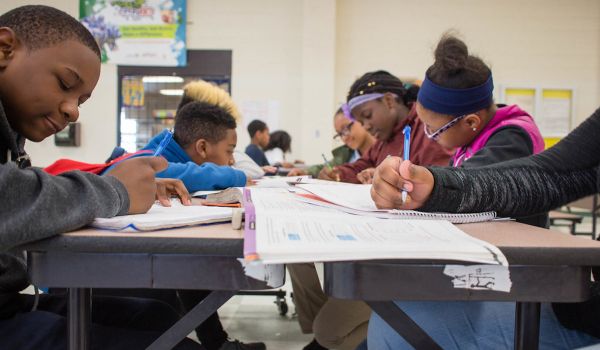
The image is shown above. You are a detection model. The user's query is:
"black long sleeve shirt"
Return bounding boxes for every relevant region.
[421,107,600,337]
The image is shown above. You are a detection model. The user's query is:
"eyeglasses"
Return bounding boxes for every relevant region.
[423,114,467,141]
[333,121,355,140]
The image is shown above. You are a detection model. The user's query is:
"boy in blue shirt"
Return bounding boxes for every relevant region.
[140,101,247,191]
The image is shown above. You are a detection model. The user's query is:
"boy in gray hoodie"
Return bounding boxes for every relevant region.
[0,5,200,350]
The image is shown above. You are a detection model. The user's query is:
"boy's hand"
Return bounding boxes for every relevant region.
[371,157,434,209]
[318,167,341,182]
[106,157,168,214]
[155,178,191,207]
[357,168,376,184]
[287,168,307,177]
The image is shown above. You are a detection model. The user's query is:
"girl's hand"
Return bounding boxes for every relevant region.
[371,157,434,209]
[357,168,376,184]
[318,167,341,182]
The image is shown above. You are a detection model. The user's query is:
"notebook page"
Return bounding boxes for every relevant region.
[247,188,507,265]
[92,201,233,232]
[295,183,495,223]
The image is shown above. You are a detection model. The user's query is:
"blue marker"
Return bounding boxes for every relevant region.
[401,125,411,204]
[153,129,174,157]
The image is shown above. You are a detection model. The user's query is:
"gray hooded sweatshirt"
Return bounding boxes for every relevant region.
[0,100,130,317]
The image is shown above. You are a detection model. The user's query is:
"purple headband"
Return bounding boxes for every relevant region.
[342,92,397,120]
[417,74,494,116]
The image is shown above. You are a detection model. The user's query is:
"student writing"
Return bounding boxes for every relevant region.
[319,70,453,183]
[0,5,201,349]
[287,107,375,178]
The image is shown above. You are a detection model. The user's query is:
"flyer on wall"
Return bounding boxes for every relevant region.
[80,0,187,66]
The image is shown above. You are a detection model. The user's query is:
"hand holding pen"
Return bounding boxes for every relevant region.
[319,153,341,182]
[401,125,411,204]
[153,129,174,157]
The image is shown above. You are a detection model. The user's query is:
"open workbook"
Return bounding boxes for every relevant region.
[294,183,496,224]
[243,188,507,265]
[92,201,233,232]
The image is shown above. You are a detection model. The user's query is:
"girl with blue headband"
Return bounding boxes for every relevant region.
[416,34,547,228]
[367,34,599,349]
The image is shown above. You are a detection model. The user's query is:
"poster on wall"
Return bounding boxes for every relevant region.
[504,88,536,117]
[540,89,572,137]
[79,0,186,66]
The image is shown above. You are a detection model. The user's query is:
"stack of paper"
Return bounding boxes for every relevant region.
[243,188,507,265]
[92,201,233,232]
[294,183,496,224]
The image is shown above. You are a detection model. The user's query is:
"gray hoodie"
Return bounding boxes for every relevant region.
[0,101,130,317]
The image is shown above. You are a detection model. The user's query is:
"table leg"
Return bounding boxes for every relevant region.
[368,301,443,350]
[514,302,540,350]
[68,287,91,350]
[593,195,598,240]
[147,290,236,350]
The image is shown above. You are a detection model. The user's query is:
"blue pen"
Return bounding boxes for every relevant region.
[401,125,411,204]
[153,129,174,157]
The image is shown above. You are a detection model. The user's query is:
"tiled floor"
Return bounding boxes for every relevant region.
[214,293,313,350]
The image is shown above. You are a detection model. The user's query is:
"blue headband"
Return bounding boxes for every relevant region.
[417,74,494,116]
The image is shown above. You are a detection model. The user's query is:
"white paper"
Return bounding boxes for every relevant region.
[249,188,507,265]
[237,259,285,288]
[295,183,496,224]
[253,176,338,188]
[444,265,512,292]
[540,96,571,136]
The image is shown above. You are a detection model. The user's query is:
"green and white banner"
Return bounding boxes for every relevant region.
[80,0,186,66]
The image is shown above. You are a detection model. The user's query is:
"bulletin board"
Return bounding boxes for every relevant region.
[500,86,574,149]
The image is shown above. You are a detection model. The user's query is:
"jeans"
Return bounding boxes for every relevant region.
[368,301,600,350]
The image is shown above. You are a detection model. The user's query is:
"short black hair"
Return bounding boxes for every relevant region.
[247,119,268,138]
[0,5,100,59]
[174,101,237,148]
[426,33,491,89]
[265,130,291,153]
[347,70,418,107]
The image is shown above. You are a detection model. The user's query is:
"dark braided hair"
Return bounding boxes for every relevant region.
[347,70,418,107]
[0,5,100,59]
[426,33,491,89]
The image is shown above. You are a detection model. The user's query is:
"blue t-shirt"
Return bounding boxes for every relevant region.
[245,144,270,167]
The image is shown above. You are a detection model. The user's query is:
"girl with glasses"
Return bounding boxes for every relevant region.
[288,108,375,178]
[366,34,577,350]
[416,34,546,230]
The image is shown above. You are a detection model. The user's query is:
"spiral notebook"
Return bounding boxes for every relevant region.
[294,183,496,224]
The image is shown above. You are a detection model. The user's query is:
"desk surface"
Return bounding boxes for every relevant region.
[22,223,244,256]
[22,221,600,264]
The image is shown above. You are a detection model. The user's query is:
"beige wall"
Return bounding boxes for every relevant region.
[336,0,600,125]
[1,0,599,166]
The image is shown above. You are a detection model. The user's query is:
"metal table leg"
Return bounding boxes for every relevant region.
[368,301,443,350]
[147,290,236,350]
[68,287,91,350]
[514,302,540,350]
